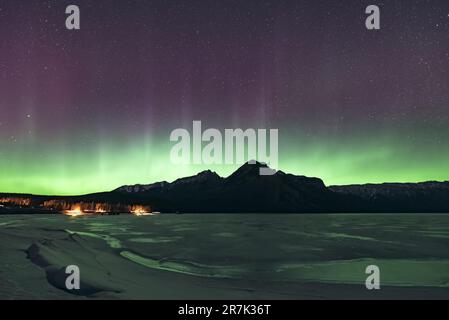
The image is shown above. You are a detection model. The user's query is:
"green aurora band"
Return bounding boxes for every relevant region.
[1,127,448,196]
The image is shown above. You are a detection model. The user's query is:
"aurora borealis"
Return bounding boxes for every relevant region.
[1,0,449,195]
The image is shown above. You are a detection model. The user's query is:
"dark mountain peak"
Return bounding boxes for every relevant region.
[226,161,272,181]
[114,181,169,193]
[115,170,222,193]
[171,169,222,187]
[197,169,220,179]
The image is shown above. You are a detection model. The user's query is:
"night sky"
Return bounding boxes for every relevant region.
[1,0,449,195]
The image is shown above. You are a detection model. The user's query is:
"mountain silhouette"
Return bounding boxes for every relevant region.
[113,162,449,213]
[2,162,449,213]
[112,162,335,213]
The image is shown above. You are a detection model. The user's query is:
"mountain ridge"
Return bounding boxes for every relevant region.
[2,162,449,213]
[110,162,449,213]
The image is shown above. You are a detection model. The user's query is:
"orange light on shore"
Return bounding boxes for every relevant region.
[0,197,32,206]
[131,206,151,216]
[57,202,152,216]
[64,206,84,217]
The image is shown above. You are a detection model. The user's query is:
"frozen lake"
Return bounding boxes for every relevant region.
[1,213,449,299]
